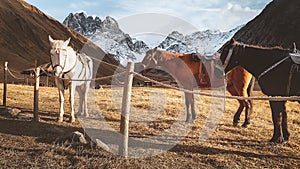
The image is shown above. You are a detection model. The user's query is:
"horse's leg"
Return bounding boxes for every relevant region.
[58,88,64,122]
[242,76,255,128]
[82,83,89,117]
[241,89,251,128]
[234,100,244,126]
[241,100,251,128]
[269,101,285,143]
[227,84,244,126]
[76,87,83,116]
[191,93,196,122]
[184,92,191,123]
[69,82,76,123]
[281,104,290,142]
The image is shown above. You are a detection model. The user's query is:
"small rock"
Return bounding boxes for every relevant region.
[8,108,21,117]
[95,139,110,151]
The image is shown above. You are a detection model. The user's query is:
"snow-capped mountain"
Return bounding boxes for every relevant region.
[63,12,149,65]
[63,12,242,65]
[158,26,243,55]
[63,12,102,38]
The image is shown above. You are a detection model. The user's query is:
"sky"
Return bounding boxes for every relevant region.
[24,0,272,33]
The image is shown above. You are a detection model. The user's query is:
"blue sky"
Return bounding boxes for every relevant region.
[25,0,272,32]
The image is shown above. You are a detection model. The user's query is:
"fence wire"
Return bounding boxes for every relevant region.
[7,68,26,80]
[132,72,300,101]
[4,62,300,101]
[39,68,126,82]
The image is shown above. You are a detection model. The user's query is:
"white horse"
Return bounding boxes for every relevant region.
[49,35,93,123]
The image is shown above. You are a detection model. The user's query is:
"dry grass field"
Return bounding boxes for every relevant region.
[0,83,299,168]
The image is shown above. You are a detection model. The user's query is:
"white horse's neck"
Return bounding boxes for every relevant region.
[63,47,77,74]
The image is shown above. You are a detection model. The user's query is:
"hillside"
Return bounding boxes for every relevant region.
[0,0,120,84]
[234,0,300,48]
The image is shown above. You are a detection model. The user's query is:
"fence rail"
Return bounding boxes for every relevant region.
[132,72,300,101]
[2,61,300,158]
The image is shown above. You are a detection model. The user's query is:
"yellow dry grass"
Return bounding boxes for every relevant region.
[0,83,299,168]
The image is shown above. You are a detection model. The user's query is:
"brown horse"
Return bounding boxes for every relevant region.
[140,47,254,124]
[219,38,300,143]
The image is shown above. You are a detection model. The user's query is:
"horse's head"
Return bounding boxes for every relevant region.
[49,35,76,77]
[219,38,239,73]
[139,47,160,74]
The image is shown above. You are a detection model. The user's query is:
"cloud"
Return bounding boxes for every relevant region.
[112,0,269,31]
[25,0,272,32]
[196,2,261,31]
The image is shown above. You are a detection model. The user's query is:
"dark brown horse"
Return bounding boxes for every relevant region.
[219,38,300,143]
[140,47,254,125]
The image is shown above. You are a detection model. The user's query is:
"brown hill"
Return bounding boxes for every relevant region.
[234,0,300,48]
[0,0,120,84]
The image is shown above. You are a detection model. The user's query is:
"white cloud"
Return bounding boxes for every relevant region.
[112,0,267,32]
[25,0,271,32]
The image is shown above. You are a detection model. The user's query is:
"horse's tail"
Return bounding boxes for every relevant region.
[247,75,255,113]
[247,76,255,97]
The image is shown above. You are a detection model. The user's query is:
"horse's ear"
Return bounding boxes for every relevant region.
[49,35,54,45]
[63,37,71,47]
[230,38,236,44]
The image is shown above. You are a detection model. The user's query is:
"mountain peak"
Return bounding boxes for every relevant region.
[63,12,101,37]
[63,12,150,65]
[169,31,184,39]
[100,16,121,33]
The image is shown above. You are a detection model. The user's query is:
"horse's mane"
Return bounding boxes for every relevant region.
[233,41,286,51]
[67,46,76,52]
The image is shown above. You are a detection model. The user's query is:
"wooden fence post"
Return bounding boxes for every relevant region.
[119,62,134,157]
[33,67,40,122]
[3,62,8,107]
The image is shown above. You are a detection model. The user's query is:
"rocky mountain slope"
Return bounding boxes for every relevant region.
[158,26,242,55]
[0,0,120,84]
[63,13,149,65]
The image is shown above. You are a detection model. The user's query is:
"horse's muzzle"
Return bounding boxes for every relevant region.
[53,66,63,78]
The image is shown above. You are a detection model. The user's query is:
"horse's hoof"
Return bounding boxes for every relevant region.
[233,122,238,127]
[69,117,76,123]
[241,123,248,128]
[270,136,284,144]
[185,119,192,123]
[57,117,63,123]
[185,117,192,123]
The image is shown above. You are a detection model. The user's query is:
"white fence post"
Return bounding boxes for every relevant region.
[119,62,134,157]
